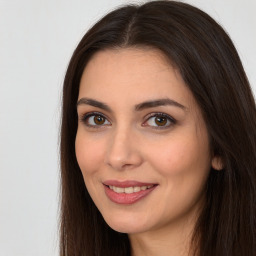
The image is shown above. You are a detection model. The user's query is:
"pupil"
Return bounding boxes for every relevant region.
[155,117,167,126]
[94,115,105,125]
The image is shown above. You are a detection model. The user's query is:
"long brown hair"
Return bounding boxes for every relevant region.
[60,1,256,255]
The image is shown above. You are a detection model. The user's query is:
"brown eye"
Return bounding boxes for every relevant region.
[83,113,111,127]
[144,113,175,128]
[155,116,167,126]
[94,115,105,125]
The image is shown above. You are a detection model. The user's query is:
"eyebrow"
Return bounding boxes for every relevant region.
[77,97,186,112]
[77,98,112,112]
[135,98,186,111]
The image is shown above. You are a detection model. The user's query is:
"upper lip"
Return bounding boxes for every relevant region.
[103,180,157,188]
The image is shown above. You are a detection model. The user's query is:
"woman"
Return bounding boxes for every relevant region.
[60,1,256,255]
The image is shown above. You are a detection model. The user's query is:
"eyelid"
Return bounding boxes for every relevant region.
[79,111,176,129]
[142,112,176,129]
[79,111,111,128]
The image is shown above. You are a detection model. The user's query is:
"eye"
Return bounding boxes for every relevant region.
[80,112,111,127]
[143,113,176,128]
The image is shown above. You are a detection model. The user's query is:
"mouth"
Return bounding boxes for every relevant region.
[106,184,154,193]
[103,180,158,204]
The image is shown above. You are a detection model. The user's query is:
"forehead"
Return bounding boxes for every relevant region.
[84,47,173,75]
[79,48,195,110]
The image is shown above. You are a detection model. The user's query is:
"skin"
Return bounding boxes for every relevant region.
[75,48,220,256]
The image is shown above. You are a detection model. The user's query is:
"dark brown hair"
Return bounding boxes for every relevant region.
[60,1,256,255]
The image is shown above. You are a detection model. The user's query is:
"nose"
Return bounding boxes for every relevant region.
[104,127,143,171]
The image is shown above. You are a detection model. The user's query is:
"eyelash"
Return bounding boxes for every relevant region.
[143,112,176,129]
[80,112,111,129]
[79,112,176,129]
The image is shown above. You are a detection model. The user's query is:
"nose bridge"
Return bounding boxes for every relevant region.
[105,123,142,170]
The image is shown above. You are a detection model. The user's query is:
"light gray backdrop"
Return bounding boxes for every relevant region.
[0,0,255,255]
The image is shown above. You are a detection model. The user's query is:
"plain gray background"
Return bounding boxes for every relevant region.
[0,0,255,255]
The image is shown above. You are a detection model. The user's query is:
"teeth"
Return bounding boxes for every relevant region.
[113,187,124,193]
[133,186,140,192]
[109,185,154,194]
[124,187,134,194]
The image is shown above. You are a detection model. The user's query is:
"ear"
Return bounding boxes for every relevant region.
[211,156,223,171]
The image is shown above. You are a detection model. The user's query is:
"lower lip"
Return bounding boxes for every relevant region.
[104,185,157,204]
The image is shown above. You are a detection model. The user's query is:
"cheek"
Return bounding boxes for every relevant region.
[146,134,211,177]
[146,135,211,218]
[75,132,105,176]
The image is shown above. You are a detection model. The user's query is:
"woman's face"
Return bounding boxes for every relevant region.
[76,48,217,235]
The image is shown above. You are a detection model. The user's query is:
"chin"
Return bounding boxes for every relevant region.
[102,213,149,234]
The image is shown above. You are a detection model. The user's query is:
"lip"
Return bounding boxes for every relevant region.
[103,180,158,205]
[103,180,156,188]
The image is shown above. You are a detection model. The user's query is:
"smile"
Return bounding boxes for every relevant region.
[103,180,158,204]
[108,185,154,194]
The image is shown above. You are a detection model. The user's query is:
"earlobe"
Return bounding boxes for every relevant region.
[211,156,223,171]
